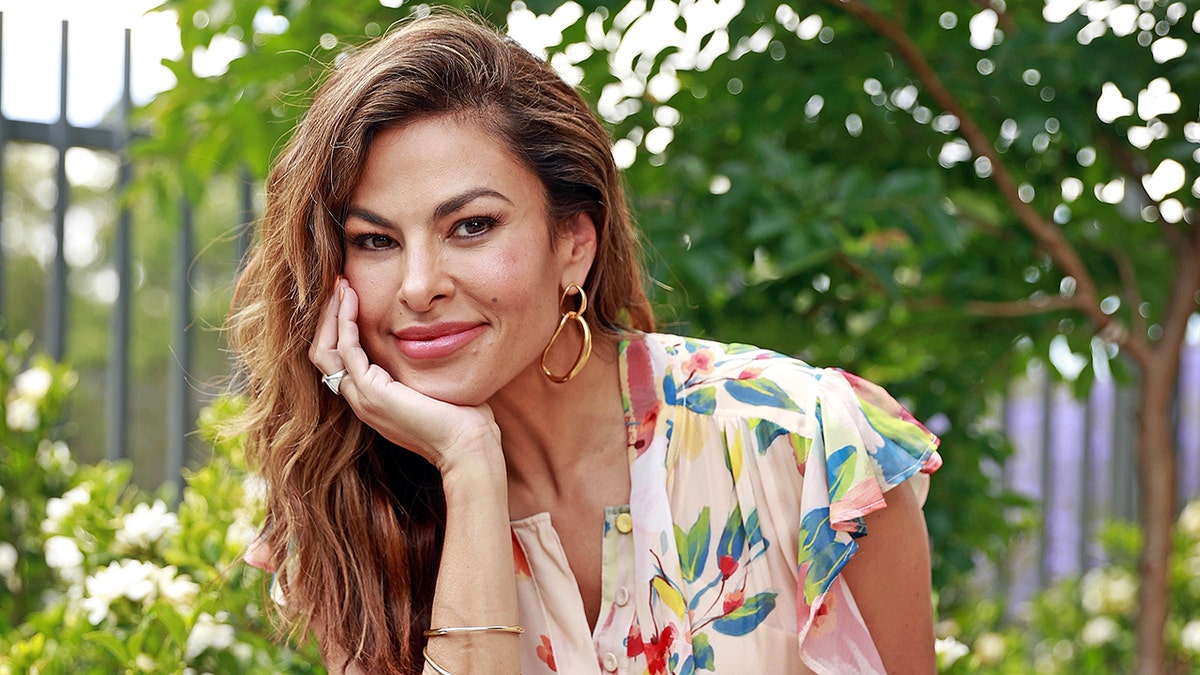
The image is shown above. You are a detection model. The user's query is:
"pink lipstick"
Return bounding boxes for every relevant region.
[393,322,485,360]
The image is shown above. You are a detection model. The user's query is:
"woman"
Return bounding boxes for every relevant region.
[235,12,942,675]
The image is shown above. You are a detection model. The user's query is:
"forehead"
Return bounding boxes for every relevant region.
[352,115,547,214]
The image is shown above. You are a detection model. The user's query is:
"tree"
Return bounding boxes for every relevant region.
[140,1,1199,672]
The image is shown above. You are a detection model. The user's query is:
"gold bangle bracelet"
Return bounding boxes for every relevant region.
[423,624,525,637]
[422,646,455,675]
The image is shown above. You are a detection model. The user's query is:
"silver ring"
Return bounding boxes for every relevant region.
[321,369,347,395]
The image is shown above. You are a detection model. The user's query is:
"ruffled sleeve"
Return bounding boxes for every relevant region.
[795,367,941,673]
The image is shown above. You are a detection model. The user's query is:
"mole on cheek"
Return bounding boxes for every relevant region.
[492,297,499,303]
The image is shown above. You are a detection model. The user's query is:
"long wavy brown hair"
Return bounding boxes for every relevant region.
[225,11,654,674]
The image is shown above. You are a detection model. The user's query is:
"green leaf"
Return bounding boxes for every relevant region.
[674,507,711,583]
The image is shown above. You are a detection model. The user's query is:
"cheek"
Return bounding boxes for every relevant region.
[343,267,392,330]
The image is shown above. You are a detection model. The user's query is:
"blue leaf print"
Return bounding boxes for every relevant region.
[684,385,717,415]
[712,592,779,636]
[663,372,678,405]
[717,503,745,562]
[826,444,858,502]
[745,508,767,553]
[799,507,857,601]
[692,633,715,670]
[723,378,801,412]
[750,418,791,454]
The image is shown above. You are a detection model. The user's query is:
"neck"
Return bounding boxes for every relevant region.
[489,333,626,506]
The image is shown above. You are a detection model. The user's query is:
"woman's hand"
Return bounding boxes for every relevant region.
[308,278,502,474]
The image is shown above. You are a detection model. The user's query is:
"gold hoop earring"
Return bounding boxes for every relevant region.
[541,283,592,383]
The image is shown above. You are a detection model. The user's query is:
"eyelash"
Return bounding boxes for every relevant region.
[346,214,501,251]
[453,214,500,238]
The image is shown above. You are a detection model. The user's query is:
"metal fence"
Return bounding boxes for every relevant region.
[3,13,1199,596]
[999,344,1200,609]
[0,15,252,489]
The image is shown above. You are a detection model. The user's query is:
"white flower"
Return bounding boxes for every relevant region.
[36,440,74,474]
[42,485,91,534]
[1081,566,1138,615]
[81,559,159,625]
[14,366,53,401]
[1080,615,1121,646]
[242,475,267,508]
[1182,620,1200,654]
[134,653,156,671]
[152,565,199,609]
[935,636,970,668]
[6,397,38,431]
[974,631,1007,665]
[115,500,180,550]
[1179,501,1200,538]
[0,542,17,582]
[226,512,259,549]
[185,612,236,660]
[44,535,84,579]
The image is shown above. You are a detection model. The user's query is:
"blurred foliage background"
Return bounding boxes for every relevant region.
[2,0,1199,672]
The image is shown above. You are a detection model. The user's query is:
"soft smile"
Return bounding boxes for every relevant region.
[393,322,486,360]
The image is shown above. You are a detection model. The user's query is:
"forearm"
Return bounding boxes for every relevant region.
[424,445,520,674]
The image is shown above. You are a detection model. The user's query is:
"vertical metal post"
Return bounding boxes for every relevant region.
[167,201,193,492]
[1080,379,1095,570]
[0,12,8,327]
[46,20,69,360]
[1037,370,1054,590]
[105,28,133,462]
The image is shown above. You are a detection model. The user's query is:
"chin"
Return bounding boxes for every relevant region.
[398,372,495,408]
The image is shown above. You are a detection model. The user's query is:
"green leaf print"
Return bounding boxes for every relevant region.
[675,506,711,583]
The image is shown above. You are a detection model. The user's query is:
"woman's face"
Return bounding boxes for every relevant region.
[341,115,594,405]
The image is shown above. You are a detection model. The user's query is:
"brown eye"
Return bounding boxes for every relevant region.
[453,216,497,237]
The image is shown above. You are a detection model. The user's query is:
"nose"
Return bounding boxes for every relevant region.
[397,246,453,313]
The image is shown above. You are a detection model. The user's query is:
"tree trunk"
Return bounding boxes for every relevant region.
[1134,358,1177,675]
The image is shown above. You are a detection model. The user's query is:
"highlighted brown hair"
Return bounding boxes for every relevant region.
[226,11,653,673]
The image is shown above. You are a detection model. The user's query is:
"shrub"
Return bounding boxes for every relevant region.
[0,335,321,674]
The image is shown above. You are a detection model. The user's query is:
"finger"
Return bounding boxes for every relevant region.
[335,283,373,384]
[308,277,344,372]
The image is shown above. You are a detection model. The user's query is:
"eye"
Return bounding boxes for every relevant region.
[351,233,396,250]
[453,216,498,238]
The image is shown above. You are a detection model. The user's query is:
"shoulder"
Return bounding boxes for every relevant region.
[635,332,827,427]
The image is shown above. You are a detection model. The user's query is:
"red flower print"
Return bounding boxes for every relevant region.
[737,366,762,380]
[626,623,644,658]
[685,351,713,376]
[718,554,738,579]
[643,625,677,675]
[511,530,532,578]
[723,589,745,615]
[536,634,557,672]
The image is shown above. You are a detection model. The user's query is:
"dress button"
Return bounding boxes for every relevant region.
[602,651,619,672]
[615,586,630,606]
[615,512,633,534]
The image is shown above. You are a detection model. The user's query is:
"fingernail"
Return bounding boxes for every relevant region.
[339,287,345,302]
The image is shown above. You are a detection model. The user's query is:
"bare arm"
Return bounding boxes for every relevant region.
[839,481,936,674]
[310,281,521,674]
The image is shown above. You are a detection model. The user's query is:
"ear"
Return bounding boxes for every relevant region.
[559,211,598,287]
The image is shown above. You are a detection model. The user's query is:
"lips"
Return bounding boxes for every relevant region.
[393,322,486,360]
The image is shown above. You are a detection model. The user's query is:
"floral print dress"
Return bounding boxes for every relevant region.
[510,332,942,675]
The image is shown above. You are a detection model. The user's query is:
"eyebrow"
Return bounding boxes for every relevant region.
[345,187,514,230]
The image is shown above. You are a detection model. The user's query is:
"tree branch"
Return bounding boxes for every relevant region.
[825,0,1153,367]
[965,295,1078,318]
[1155,224,1200,361]
[1110,245,1148,339]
